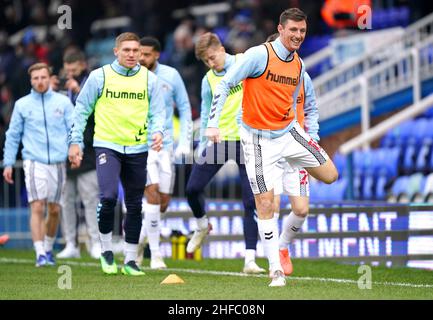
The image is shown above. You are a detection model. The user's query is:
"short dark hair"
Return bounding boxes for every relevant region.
[140,37,161,52]
[63,50,86,64]
[279,8,307,26]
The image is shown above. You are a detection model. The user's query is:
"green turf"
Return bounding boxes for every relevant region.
[0,249,432,300]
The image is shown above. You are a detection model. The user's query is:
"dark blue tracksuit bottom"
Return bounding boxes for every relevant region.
[186,141,258,250]
[95,147,148,245]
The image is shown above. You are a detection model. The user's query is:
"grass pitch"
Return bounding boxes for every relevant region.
[0,250,432,300]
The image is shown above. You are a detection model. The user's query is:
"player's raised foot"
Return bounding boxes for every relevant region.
[100,250,118,275]
[269,270,286,287]
[279,248,293,276]
[121,261,145,276]
[186,223,213,253]
[150,256,167,269]
[243,261,266,274]
[45,251,56,266]
[35,254,48,267]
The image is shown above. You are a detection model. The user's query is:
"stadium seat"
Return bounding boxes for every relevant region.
[329,178,347,201]
[377,147,400,178]
[332,152,346,177]
[311,178,347,202]
[362,172,375,200]
[375,173,388,200]
[403,173,426,202]
[388,175,410,202]
[422,173,433,201]
[415,140,432,172]
[422,106,433,118]
[397,6,410,27]
[402,143,417,174]
[309,180,326,202]
[353,169,363,200]
[380,120,414,148]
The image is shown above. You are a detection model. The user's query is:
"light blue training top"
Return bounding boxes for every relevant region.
[153,62,192,150]
[3,88,74,166]
[302,72,320,142]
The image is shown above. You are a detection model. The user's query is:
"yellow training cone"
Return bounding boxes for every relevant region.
[160,274,185,285]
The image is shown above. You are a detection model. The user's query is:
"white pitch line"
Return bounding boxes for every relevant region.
[1,257,433,289]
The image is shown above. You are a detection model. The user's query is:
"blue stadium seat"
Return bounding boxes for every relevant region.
[332,153,346,177]
[375,173,388,200]
[397,6,410,27]
[390,176,410,199]
[404,173,426,201]
[422,173,433,199]
[380,120,414,148]
[311,179,347,202]
[422,106,433,118]
[427,147,433,172]
[362,173,375,200]
[309,180,325,202]
[373,9,387,29]
[327,179,347,201]
[415,140,432,172]
[402,143,417,174]
[375,147,399,177]
[362,149,376,175]
[353,170,363,200]
[353,149,366,172]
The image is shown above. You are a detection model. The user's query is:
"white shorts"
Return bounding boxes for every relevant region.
[23,160,66,204]
[240,122,329,195]
[146,148,175,194]
[274,160,310,197]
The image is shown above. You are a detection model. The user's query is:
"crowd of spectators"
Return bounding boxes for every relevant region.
[1,0,431,160]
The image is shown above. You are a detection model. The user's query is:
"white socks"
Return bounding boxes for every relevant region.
[258,218,282,273]
[99,231,113,253]
[144,202,161,257]
[196,216,209,230]
[244,249,256,265]
[279,211,306,249]
[139,220,147,244]
[34,241,45,257]
[124,242,138,264]
[44,236,55,253]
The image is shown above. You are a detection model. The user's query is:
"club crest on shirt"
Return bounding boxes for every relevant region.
[98,153,107,165]
[54,107,64,117]
[162,83,170,92]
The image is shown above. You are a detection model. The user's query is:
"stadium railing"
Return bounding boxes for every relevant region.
[304,11,433,96]
[317,33,433,137]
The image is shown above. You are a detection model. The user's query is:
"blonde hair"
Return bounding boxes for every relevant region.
[194,32,222,60]
[115,32,140,48]
[28,62,51,76]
